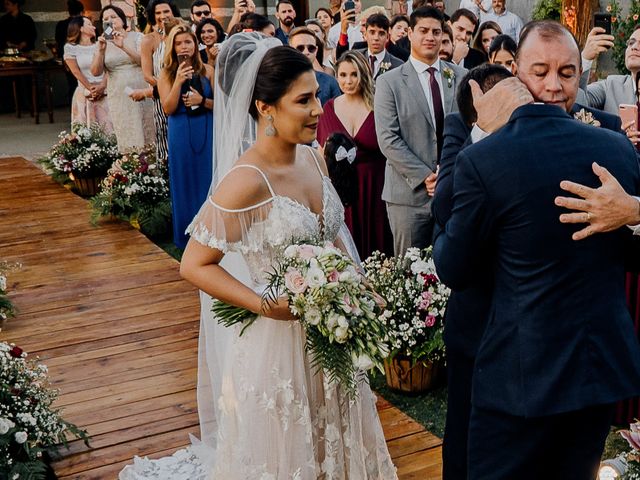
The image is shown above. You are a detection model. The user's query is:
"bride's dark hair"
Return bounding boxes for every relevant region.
[248,46,313,120]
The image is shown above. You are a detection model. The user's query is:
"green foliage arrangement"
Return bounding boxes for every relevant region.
[532,0,562,21]
[90,145,172,237]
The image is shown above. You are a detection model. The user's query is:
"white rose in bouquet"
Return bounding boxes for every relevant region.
[0,418,15,434]
[14,431,28,444]
[305,307,322,326]
[352,353,374,371]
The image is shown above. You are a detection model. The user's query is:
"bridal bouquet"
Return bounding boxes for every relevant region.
[90,145,171,236]
[38,123,118,185]
[1,342,89,479]
[363,247,449,364]
[213,241,390,395]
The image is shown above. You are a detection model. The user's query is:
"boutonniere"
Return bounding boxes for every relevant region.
[573,108,601,127]
[442,67,455,88]
[379,61,392,74]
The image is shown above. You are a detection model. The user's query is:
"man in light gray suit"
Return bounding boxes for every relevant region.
[580,25,637,116]
[375,6,466,255]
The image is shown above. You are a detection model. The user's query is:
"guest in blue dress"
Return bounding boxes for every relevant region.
[158,24,214,249]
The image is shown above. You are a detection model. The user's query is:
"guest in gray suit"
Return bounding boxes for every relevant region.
[356,14,404,81]
[375,6,466,255]
[581,24,640,144]
[581,25,635,114]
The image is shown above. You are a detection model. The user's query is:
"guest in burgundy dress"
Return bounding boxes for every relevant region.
[317,50,393,259]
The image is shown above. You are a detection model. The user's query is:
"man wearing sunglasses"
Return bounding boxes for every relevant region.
[190,0,212,27]
[289,27,341,106]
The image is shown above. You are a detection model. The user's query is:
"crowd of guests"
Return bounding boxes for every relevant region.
[19,0,640,476]
[50,0,640,269]
[50,0,527,259]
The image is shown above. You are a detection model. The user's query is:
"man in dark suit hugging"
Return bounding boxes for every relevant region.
[433,20,640,479]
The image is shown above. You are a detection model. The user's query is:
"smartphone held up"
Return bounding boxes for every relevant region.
[594,12,612,35]
[620,104,638,131]
[103,21,114,40]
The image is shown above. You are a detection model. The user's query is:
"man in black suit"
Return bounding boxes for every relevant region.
[356,14,404,81]
[433,21,640,478]
[449,9,486,69]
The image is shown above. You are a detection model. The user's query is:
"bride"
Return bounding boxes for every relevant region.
[119,32,397,479]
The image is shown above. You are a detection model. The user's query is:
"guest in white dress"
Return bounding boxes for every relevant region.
[63,16,113,132]
[91,5,154,151]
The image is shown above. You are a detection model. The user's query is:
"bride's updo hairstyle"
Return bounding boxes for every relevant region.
[248,46,313,120]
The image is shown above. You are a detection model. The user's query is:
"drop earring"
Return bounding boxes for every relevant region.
[265,114,277,137]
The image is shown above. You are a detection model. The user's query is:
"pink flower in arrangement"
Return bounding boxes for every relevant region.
[620,421,640,451]
[634,14,639,20]
[284,268,308,294]
[606,4,612,12]
[425,315,436,327]
[328,269,340,283]
[298,245,317,259]
[418,291,432,310]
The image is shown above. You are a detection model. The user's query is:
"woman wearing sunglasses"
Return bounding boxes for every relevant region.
[288,26,340,106]
[305,18,335,75]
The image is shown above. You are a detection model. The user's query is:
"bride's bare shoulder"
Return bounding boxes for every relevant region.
[211,160,272,211]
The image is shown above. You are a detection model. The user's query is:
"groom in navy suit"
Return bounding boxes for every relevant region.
[432,24,624,480]
[433,21,640,478]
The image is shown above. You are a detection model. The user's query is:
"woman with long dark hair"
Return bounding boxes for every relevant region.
[119,33,396,480]
[158,24,214,249]
[63,16,113,131]
[90,5,154,150]
[196,17,225,66]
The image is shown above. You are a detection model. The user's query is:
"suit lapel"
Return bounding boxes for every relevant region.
[624,75,637,105]
[440,63,455,114]
[402,62,435,131]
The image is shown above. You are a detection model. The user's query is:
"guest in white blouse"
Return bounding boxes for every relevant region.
[63,16,113,132]
[481,0,523,43]
[458,0,492,23]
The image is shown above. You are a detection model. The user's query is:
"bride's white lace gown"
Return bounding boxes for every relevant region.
[119,146,397,480]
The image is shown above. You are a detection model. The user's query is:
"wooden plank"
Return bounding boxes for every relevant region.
[1,157,443,480]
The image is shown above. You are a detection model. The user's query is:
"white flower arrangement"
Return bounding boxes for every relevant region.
[0,342,89,479]
[37,123,119,182]
[0,261,20,326]
[90,145,171,236]
[442,67,455,88]
[212,241,390,396]
[363,247,450,363]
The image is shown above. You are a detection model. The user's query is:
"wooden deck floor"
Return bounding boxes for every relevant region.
[0,157,443,479]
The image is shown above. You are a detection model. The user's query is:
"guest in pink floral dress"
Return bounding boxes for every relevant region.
[63,16,113,132]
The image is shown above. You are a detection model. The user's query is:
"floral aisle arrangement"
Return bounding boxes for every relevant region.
[212,241,390,396]
[37,123,119,195]
[0,261,20,328]
[363,247,450,392]
[608,0,640,74]
[0,343,89,479]
[90,145,171,236]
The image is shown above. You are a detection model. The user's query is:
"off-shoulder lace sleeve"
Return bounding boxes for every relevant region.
[186,197,275,254]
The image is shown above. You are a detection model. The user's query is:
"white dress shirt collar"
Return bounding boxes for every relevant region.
[409,56,441,75]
